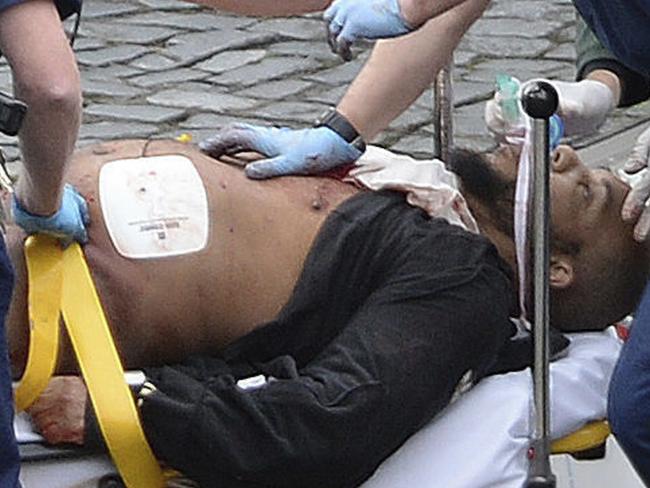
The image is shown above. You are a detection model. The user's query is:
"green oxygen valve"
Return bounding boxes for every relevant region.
[495,74,564,149]
[496,74,522,125]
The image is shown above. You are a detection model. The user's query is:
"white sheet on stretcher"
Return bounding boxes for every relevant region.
[362,329,621,488]
[15,329,620,488]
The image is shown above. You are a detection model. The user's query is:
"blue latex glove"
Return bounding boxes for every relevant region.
[199,123,364,179]
[12,184,90,245]
[324,0,413,61]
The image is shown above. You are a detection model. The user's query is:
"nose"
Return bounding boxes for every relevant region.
[551,146,578,174]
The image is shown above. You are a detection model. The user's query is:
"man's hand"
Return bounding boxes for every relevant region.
[27,376,87,445]
[622,126,650,241]
[324,0,413,61]
[12,184,90,245]
[485,79,616,140]
[199,123,363,179]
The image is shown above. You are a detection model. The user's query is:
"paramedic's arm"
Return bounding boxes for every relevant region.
[200,0,489,179]
[185,0,330,16]
[338,0,489,142]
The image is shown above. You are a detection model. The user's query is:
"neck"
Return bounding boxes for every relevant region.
[464,194,517,278]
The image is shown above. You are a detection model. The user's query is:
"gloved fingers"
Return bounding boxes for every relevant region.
[624,128,650,174]
[334,35,353,62]
[324,0,343,53]
[327,11,351,60]
[244,156,293,180]
[322,0,340,23]
[65,184,90,226]
[634,205,650,242]
[622,171,650,222]
[199,124,275,159]
[334,22,355,62]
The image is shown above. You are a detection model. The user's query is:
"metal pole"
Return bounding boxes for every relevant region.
[521,81,558,488]
[432,61,453,164]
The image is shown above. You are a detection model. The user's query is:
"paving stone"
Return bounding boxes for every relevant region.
[482,0,567,21]
[301,84,349,105]
[79,121,159,140]
[303,61,365,86]
[72,37,108,51]
[236,79,313,100]
[453,104,494,138]
[85,104,186,124]
[197,50,268,75]
[469,18,564,39]
[129,68,211,88]
[453,51,481,68]
[544,43,576,61]
[82,65,144,81]
[388,107,434,131]
[449,80,494,106]
[180,113,275,131]
[83,1,142,18]
[77,45,151,67]
[119,11,235,30]
[464,59,570,83]
[453,135,495,153]
[252,101,326,123]
[247,18,327,41]
[459,35,553,58]
[137,0,199,10]
[82,79,147,99]
[389,134,437,158]
[268,41,342,63]
[147,89,259,113]
[164,30,275,66]
[209,56,322,88]
[129,53,179,72]
[79,22,178,44]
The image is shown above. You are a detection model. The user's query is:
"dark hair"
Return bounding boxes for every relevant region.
[550,243,647,331]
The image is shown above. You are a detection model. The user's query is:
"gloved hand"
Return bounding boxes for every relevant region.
[485,79,616,140]
[12,184,90,245]
[324,0,413,61]
[199,123,364,179]
[621,125,650,241]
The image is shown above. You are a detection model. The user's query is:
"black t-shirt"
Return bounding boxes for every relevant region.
[141,190,517,487]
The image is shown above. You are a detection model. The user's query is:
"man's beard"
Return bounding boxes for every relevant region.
[448,148,516,239]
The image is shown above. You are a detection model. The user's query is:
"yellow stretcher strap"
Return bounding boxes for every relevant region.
[61,242,165,488]
[551,420,611,454]
[14,235,62,411]
[17,236,165,488]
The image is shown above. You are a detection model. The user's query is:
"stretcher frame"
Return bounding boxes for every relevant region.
[432,68,559,487]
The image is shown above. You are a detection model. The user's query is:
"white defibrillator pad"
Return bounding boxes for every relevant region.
[99,154,209,259]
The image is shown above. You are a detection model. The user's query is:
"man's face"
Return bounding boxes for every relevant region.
[489,144,637,256]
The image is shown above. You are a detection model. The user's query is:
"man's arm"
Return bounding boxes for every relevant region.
[338,0,489,141]
[186,0,330,16]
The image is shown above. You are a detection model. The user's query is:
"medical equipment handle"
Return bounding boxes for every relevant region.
[433,61,453,164]
[522,81,559,488]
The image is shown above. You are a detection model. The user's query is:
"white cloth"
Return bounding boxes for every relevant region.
[347,146,479,233]
[363,329,621,488]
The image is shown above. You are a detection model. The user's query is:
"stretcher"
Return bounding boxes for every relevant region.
[12,73,646,488]
[15,329,641,488]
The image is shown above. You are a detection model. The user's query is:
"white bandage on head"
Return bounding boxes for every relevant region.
[99,155,209,259]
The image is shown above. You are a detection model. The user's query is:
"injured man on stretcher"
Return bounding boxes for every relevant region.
[5,137,649,487]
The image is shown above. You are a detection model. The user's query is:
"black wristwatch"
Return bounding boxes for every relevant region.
[315,108,366,152]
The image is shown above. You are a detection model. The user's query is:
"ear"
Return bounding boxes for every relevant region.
[550,255,575,289]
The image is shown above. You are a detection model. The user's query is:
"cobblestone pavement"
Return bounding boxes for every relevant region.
[3,0,650,170]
